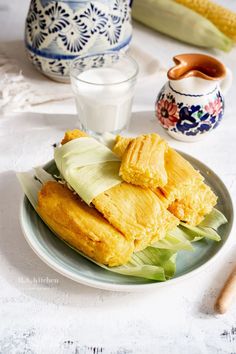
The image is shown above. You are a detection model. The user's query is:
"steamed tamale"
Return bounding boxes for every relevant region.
[113,135,203,202]
[37,181,134,267]
[61,129,88,145]
[113,135,132,158]
[161,148,204,203]
[60,130,179,245]
[168,183,217,226]
[154,188,169,208]
[112,135,217,226]
[114,136,203,200]
[161,149,217,225]
[119,134,168,188]
[134,204,179,251]
[93,182,179,247]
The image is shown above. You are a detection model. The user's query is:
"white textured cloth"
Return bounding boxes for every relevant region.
[0,40,165,115]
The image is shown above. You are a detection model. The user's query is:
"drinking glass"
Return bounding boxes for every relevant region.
[70,52,138,135]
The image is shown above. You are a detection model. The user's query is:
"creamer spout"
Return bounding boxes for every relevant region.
[168,53,226,81]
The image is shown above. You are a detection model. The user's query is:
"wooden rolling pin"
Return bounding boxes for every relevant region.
[215,267,236,314]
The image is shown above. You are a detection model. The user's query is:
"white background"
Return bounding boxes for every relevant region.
[1,1,236,353]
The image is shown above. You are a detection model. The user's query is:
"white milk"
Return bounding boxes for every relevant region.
[72,67,135,134]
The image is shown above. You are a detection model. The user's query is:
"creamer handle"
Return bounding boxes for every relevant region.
[220,67,233,96]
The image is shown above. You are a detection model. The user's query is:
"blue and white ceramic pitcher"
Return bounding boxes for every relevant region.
[25,0,133,82]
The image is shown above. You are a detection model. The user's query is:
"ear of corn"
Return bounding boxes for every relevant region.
[119,133,168,188]
[175,0,236,42]
[132,0,232,52]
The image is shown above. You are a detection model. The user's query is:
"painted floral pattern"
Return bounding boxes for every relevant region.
[28,53,43,72]
[25,0,132,80]
[26,0,130,52]
[48,60,66,76]
[26,0,47,48]
[27,52,120,82]
[205,96,223,117]
[156,99,179,128]
[113,0,130,23]
[27,53,67,77]
[80,2,108,35]
[73,52,118,71]
[58,15,91,53]
[44,2,70,34]
[101,15,122,45]
[156,90,224,136]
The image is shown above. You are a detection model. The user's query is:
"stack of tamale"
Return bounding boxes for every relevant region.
[112,134,217,226]
[37,129,217,267]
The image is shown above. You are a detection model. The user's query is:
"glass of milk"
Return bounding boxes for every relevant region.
[70,52,139,135]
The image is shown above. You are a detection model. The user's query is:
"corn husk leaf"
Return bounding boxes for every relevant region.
[179,208,227,242]
[153,228,194,251]
[17,168,54,209]
[54,137,122,205]
[64,240,177,281]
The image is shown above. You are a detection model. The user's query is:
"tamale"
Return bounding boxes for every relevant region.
[61,129,88,145]
[113,135,132,158]
[168,182,217,226]
[154,188,169,208]
[60,130,179,245]
[37,181,134,267]
[119,134,168,188]
[112,135,216,226]
[161,148,217,225]
[161,148,204,203]
[134,205,179,251]
[113,135,203,200]
[93,182,179,245]
[114,137,203,200]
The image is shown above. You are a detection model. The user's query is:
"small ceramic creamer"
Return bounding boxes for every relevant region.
[156,54,232,142]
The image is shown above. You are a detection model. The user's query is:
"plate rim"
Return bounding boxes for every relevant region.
[19,151,234,292]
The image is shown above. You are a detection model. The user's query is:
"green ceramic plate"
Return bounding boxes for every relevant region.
[20,152,234,291]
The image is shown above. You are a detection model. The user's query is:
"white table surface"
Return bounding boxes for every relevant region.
[1,1,236,353]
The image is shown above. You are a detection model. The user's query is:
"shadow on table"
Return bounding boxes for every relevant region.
[196,245,236,317]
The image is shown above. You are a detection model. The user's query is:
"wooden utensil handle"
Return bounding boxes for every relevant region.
[215,267,236,314]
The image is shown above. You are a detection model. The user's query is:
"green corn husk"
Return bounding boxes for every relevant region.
[54,137,122,205]
[132,0,233,52]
